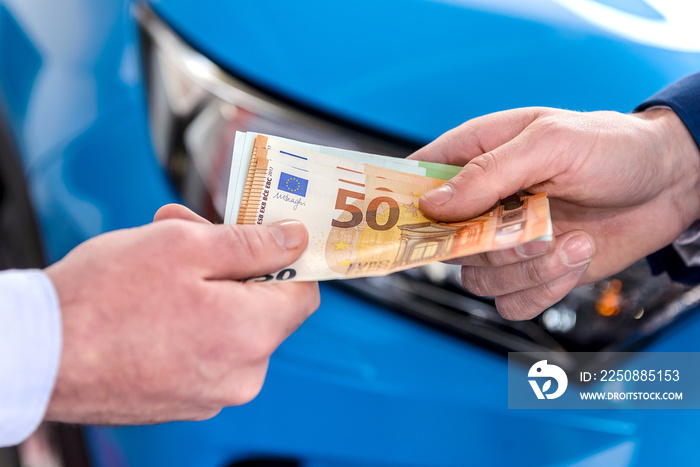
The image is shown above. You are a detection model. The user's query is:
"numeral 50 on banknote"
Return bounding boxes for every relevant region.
[333,189,400,231]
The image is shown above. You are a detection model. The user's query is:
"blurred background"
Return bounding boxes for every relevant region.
[2,0,700,466]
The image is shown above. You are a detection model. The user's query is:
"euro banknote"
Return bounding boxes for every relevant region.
[224,132,552,282]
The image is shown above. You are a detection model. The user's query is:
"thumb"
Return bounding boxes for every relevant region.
[197,220,309,280]
[418,132,557,222]
[408,107,541,165]
[154,204,212,225]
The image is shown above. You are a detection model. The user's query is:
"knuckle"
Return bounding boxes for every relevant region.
[536,269,580,307]
[452,253,493,267]
[167,220,205,243]
[274,283,321,320]
[480,252,498,267]
[497,277,570,321]
[242,333,278,362]
[204,364,270,408]
[495,295,539,321]
[187,407,222,422]
[531,115,566,138]
[496,264,582,321]
[299,284,321,315]
[482,249,516,267]
[461,266,491,297]
[306,288,321,315]
[468,151,499,176]
[537,280,563,305]
[224,368,268,406]
[522,260,545,287]
[225,226,268,261]
[230,382,264,406]
[156,221,213,258]
[439,127,459,156]
[494,296,519,320]
[448,124,488,157]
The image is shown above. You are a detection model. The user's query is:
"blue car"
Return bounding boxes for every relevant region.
[2,1,700,466]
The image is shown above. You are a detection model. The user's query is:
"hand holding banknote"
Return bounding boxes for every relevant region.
[45,204,319,425]
[410,107,700,320]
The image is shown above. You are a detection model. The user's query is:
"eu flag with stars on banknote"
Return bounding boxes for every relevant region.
[278,172,308,197]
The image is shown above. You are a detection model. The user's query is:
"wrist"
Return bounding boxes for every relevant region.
[637,107,700,233]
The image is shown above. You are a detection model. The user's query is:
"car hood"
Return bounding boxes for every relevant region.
[149,0,700,143]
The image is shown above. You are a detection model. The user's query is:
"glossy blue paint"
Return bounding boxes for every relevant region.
[0,6,41,128]
[1,0,700,465]
[150,0,700,142]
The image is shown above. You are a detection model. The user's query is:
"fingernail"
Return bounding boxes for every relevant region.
[561,234,593,266]
[422,184,455,205]
[516,240,550,257]
[267,220,307,249]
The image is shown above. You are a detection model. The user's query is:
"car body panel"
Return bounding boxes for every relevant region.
[1,0,700,465]
[149,0,700,142]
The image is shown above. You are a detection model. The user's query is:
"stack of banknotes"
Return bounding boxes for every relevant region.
[224,132,552,282]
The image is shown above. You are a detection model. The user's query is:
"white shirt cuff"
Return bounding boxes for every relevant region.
[0,269,62,447]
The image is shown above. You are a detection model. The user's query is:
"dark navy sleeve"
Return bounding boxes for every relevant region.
[636,72,700,149]
[636,72,700,284]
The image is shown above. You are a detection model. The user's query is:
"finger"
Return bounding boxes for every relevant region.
[444,240,552,267]
[201,220,310,280]
[461,231,594,297]
[408,107,542,165]
[154,204,212,225]
[494,267,588,321]
[419,136,561,222]
[212,361,271,407]
[157,219,309,279]
[204,281,319,407]
[416,115,569,223]
[213,281,320,358]
[245,281,320,338]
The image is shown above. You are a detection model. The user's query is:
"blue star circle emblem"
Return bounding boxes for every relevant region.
[278,172,308,197]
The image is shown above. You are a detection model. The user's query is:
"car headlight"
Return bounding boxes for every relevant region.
[136,3,415,222]
[136,3,700,371]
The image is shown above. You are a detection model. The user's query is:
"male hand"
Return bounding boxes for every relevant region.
[45,204,319,424]
[410,107,700,320]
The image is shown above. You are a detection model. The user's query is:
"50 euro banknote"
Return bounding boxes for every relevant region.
[224,132,552,282]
